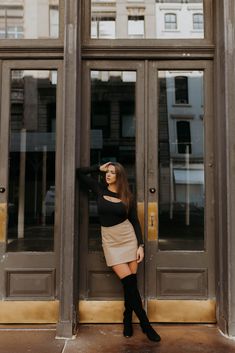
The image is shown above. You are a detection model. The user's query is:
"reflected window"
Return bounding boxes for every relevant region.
[0,6,24,39]
[89,70,136,252]
[193,13,204,30]
[90,0,204,39]
[158,70,204,251]
[175,76,189,104]
[128,16,144,38]
[91,101,110,138]
[177,121,192,154]
[120,101,135,138]
[8,70,57,252]
[0,1,59,40]
[91,16,116,39]
[50,6,59,38]
[165,13,177,30]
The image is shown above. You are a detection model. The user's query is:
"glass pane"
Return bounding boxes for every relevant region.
[8,70,57,251]
[90,0,204,39]
[0,1,59,39]
[158,70,204,251]
[89,70,136,252]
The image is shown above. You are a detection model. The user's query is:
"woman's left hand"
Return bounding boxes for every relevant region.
[137,246,144,263]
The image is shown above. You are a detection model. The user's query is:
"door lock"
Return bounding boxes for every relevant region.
[149,187,156,194]
[0,187,6,193]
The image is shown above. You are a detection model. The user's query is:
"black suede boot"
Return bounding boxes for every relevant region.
[122,277,133,337]
[123,306,133,337]
[121,274,161,342]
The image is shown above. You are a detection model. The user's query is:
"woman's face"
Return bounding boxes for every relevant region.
[105,164,117,185]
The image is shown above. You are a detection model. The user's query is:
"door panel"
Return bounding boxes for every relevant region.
[146,61,215,321]
[0,61,62,320]
[79,60,215,323]
[79,61,145,304]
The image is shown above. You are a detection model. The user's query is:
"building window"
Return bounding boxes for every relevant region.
[0,6,24,39]
[175,76,189,104]
[193,13,204,30]
[91,101,110,138]
[0,1,60,40]
[176,121,192,154]
[128,16,145,38]
[49,6,59,38]
[91,16,116,38]
[120,101,135,138]
[164,13,177,30]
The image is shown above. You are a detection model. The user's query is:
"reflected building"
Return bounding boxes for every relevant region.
[91,0,204,39]
[158,70,204,250]
[0,0,59,39]
[8,70,57,251]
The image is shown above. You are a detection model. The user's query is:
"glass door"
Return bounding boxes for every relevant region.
[79,60,215,323]
[146,61,215,322]
[79,60,145,322]
[0,61,62,322]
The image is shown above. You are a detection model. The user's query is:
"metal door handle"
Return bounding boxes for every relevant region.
[150,214,155,227]
[148,203,158,241]
[0,187,5,193]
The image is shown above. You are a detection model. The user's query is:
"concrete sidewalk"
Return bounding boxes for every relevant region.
[1,324,235,353]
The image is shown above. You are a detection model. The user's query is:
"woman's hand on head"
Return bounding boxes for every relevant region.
[137,246,144,263]
[99,162,111,172]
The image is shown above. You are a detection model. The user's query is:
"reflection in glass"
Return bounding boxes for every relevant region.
[175,76,189,104]
[193,13,204,30]
[0,1,59,39]
[91,17,116,39]
[89,70,136,251]
[8,70,57,251]
[158,70,204,251]
[165,13,177,30]
[90,0,204,39]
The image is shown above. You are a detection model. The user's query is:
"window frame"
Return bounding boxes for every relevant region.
[82,0,213,48]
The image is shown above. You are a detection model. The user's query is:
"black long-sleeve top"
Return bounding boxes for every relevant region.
[77,165,144,246]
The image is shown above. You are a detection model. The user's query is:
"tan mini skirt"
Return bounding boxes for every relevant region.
[101,219,138,267]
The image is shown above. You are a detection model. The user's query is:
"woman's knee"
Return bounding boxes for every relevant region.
[112,263,132,279]
[128,260,138,274]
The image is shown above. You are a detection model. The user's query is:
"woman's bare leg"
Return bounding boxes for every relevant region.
[112,263,132,279]
[112,261,138,279]
[128,260,138,274]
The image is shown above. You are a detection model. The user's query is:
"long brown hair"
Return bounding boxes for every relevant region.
[109,162,133,212]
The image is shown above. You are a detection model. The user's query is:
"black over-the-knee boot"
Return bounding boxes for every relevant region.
[122,282,133,337]
[121,274,161,342]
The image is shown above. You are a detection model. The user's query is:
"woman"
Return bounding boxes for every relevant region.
[77,162,161,342]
